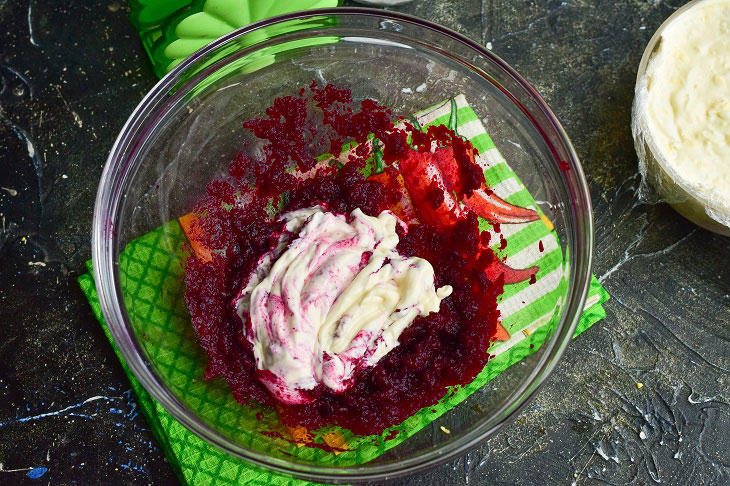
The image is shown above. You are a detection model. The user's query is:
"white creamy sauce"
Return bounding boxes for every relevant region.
[641,0,730,220]
[234,207,452,404]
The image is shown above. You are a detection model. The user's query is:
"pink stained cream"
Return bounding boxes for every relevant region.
[233,206,452,404]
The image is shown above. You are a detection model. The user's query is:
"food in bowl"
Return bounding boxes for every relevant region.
[181,83,541,436]
[632,0,730,235]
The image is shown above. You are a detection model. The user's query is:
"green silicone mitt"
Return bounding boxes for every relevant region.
[130,0,340,78]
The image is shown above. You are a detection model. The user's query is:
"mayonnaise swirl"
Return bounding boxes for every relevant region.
[234,207,452,404]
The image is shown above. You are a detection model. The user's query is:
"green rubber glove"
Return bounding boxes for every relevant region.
[129,0,340,77]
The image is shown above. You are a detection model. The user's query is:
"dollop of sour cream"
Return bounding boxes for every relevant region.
[233,207,452,404]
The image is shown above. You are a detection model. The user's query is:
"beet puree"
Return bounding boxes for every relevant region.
[183,83,504,436]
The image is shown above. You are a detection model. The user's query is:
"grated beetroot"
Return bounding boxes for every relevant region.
[183,83,504,436]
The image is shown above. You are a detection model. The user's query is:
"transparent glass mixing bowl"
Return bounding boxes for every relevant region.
[92,8,592,483]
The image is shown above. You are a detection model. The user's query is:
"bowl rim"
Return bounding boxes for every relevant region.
[635,0,708,84]
[93,7,593,482]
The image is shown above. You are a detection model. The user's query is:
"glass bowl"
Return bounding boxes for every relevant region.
[92,8,592,483]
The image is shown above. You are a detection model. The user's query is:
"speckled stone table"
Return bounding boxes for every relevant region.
[1,1,728,484]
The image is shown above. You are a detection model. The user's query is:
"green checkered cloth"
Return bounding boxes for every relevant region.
[78,97,609,485]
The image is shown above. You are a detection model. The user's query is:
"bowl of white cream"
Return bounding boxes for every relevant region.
[632,0,730,236]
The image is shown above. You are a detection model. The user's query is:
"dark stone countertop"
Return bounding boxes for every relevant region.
[0,0,728,484]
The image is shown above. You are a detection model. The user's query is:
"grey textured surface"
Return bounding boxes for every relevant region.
[0,0,728,485]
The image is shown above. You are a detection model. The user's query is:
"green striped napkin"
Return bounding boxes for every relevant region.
[79,97,608,485]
